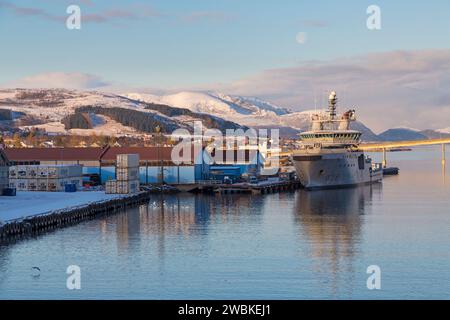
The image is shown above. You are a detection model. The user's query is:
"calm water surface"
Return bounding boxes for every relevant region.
[1,147,449,299]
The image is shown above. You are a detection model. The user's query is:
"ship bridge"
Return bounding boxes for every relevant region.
[300,130,361,146]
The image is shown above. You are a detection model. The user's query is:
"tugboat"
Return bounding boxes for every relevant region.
[292,91,383,190]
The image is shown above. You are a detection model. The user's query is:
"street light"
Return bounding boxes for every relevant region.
[155,125,164,186]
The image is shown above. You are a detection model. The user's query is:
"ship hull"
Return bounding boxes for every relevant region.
[293,151,382,190]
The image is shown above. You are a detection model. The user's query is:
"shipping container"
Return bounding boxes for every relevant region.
[116,167,139,181]
[105,179,139,194]
[8,166,17,179]
[44,165,81,179]
[105,179,117,194]
[117,180,140,194]
[26,165,38,178]
[37,166,49,178]
[47,166,68,178]
[15,179,28,191]
[9,165,83,179]
[46,178,72,192]
[17,166,28,179]
[116,154,139,168]
[6,165,83,192]
[27,179,38,191]
[68,165,83,178]
[37,179,48,191]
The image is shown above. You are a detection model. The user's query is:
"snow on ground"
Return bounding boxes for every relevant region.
[20,115,141,137]
[437,127,450,134]
[69,115,139,137]
[1,89,183,134]
[122,91,294,127]
[20,121,66,133]
[0,191,125,223]
[391,126,422,132]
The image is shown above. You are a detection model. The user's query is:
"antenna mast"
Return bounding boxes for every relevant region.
[328,91,337,120]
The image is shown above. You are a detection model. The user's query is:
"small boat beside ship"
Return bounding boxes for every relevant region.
[292,91,383,190]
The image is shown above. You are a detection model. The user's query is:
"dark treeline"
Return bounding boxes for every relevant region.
[0,109,13,121]
[62,112,92,130]
[76,106,180,133]
[62,104,246,134]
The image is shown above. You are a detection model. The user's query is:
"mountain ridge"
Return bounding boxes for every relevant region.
[1,88,448,141]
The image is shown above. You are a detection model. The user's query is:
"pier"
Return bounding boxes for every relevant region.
[197,179,302,195]
[359,137,450,168]
[0,191,152,242]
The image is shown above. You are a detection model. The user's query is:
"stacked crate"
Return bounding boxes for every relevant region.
[105,154,140,194]
[8,165,83,192]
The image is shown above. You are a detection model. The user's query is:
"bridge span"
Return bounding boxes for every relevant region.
[274,138,450,168]
[359,138,450,168]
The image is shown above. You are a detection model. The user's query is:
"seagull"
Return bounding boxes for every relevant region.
[31,267,41,277]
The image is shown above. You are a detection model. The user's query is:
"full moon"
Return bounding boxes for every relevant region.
[296,32,307,44]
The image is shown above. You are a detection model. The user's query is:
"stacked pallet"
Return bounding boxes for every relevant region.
[105,154,140,194]
[8,165,83,192]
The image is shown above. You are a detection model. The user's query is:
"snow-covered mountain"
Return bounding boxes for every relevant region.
[437,127,450,135]
[0,88,384,140]
[122,91,291,127]
[121,91,379,140]
[0,89,245,136]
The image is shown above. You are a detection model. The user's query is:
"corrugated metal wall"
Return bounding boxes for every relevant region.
[83,166,197,184]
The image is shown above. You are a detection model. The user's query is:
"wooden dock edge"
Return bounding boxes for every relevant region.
[0,191,152,242]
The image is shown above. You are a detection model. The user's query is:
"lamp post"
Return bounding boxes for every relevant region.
[155,125,164,186]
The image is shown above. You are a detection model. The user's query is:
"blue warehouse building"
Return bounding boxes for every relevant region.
[4,145,265,185]
[202,148,265,182]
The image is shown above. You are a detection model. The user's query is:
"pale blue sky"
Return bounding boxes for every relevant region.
[1,0,450,131]
[0,0,449,88]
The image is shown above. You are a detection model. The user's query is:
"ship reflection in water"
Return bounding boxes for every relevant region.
[293,185,379,297]
[103,187,380,299]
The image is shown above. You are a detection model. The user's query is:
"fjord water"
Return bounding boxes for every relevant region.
[0,146,449,299]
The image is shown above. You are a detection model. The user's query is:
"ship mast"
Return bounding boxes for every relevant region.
[328,91,337,120]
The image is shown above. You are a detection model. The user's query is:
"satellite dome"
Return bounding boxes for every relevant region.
[329,91,337,99]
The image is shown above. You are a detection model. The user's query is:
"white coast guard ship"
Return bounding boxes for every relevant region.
[292,91,383,190]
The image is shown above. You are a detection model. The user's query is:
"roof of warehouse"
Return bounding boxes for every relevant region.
[4,147,105,161]
[101,147,176,161]
[4,145,198,163]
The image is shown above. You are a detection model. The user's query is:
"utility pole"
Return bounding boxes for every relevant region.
[155,125,163,186]
[442,144,446,167]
